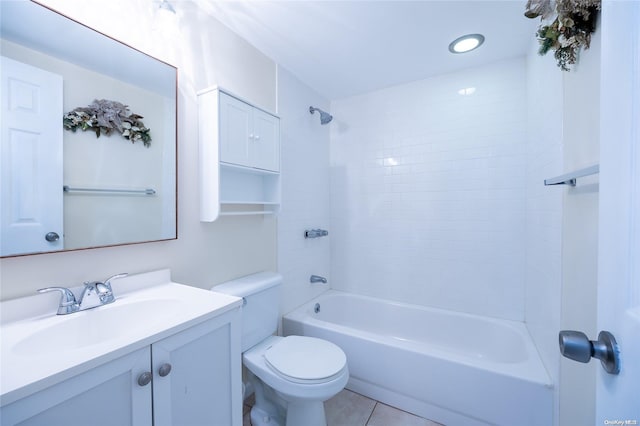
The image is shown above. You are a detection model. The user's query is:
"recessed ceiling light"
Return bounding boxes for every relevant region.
[448,34,485,54]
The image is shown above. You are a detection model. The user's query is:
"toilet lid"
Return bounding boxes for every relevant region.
[264,336,346,381]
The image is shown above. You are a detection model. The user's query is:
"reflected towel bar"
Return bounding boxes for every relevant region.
[63,185,156,195]
[544,164,599,187]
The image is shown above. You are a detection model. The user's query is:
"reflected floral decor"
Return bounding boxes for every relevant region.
[63,99,152,147]
[525,0,601,71]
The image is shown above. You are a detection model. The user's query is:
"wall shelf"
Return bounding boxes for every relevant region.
[219,211,276,217]
[220,201,280,205]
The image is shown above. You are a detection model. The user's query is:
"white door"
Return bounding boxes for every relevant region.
[0,56,63,256]
[596,0,640,422]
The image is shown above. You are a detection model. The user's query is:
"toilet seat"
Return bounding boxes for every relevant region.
[243,335,349,402]
[264,336,347,384]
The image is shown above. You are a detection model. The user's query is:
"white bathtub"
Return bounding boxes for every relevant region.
[283,290,552,426]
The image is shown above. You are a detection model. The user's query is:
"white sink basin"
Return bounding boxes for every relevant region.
[12,299,183,354]
[0,269,242,406]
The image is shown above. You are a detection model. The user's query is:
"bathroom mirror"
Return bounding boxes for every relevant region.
[0,1,177,257]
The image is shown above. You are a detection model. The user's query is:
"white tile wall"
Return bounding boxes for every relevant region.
[329,58,528,321]
[277,66,331,319]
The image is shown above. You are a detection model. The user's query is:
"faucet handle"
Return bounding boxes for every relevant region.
[37,287,79,315]
[103,273,128,289]
[98,273,127,304]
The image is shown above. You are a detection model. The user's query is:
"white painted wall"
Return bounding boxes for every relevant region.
[329,58,528,321]
[0,0,277,299]
[524,39,564,426]
[276,66,331,320]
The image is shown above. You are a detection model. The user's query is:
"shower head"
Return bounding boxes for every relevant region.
[309,106,333,125]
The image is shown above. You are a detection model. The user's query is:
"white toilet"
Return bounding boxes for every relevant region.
[212,272,348,426]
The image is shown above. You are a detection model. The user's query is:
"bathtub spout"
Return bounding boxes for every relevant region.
[310,275,327,284]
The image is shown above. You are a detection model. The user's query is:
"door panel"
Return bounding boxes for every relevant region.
[1,56,63,256]
[0,348,151,426]
[250,108,280,172]
[596,0,640,421]
[152,318,239,426]
[219,92,251,168]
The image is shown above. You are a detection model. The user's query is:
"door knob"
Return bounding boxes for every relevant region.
[45,232,60,242]
[559,330,620,374]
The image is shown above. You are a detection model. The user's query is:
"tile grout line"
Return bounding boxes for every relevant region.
[364,401,378,426]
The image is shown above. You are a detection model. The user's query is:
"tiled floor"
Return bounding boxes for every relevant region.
[243,389,443,426]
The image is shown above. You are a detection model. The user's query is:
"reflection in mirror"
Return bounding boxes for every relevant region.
[0,1,177,257]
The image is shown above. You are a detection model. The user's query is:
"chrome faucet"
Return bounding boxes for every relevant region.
[38,273,128,315]
[310,275,327,284]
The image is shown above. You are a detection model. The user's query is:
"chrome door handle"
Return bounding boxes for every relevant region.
[559,330,620,374]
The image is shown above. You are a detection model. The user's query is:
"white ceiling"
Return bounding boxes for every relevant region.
[200,1,538,100]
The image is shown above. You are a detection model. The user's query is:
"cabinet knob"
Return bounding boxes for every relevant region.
[158,363,172,377]
[45,232,60,242]
[254,134,260,141]
[137,372,152,386]
[249,133,254,139]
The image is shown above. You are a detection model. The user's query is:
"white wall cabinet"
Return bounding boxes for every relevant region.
[0,312,241,426]
[219,92,279,172]
[199,87,281,221]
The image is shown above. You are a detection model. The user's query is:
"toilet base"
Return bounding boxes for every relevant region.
[285,400,327,426]
[250,406,284,426]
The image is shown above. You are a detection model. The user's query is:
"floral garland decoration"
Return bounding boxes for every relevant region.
[63,99,151,147]
[525,0,601,71]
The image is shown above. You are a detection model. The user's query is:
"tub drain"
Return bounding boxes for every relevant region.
[314,303,321,313]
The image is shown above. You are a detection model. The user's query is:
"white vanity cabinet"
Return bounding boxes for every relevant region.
[0,347,153,426]
[0,310,242,426]
[198,87,281,221]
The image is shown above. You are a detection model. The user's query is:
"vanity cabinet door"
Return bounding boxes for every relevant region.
[0,347,152,426]
[151,311,242,426]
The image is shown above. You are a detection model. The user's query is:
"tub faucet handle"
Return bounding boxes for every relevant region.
[304,229,329,239]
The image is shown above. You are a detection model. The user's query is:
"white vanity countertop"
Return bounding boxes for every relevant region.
[0,269,242,406]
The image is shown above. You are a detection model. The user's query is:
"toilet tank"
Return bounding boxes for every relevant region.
[212,272,281,351]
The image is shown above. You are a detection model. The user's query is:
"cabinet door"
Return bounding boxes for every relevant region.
[249,108,280,172]
[0,347,152,426]
[219,92,251,168]
[151,312,242,426]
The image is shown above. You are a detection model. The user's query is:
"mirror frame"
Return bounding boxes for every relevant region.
[0,0,178,258]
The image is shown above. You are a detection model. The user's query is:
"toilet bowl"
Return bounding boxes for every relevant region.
[212,272,348,426]
[245,335,348,426]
